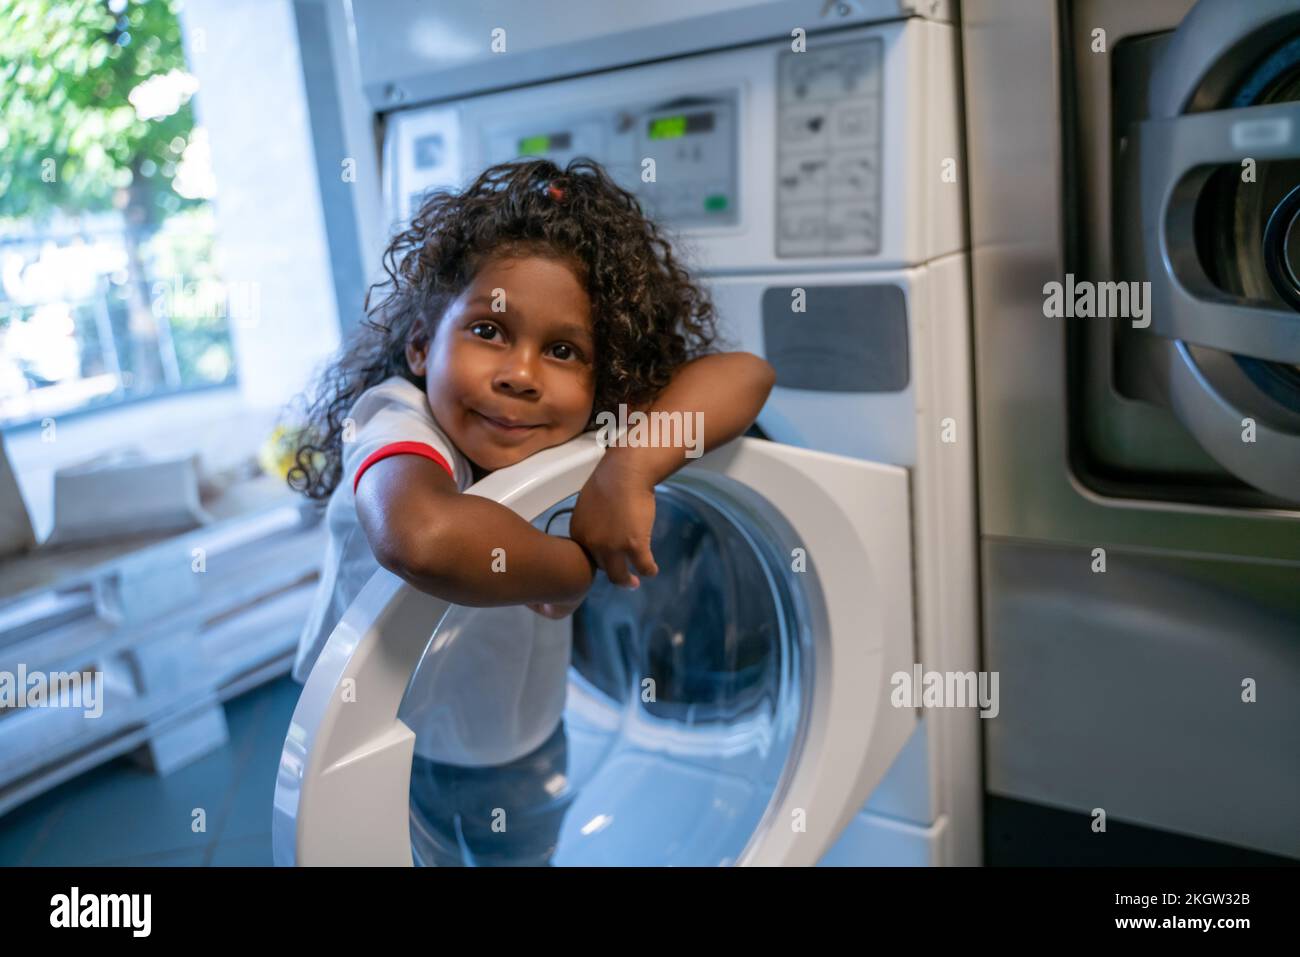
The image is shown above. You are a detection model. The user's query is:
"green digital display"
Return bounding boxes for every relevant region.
[648,115,687,140]
[518,135,550,155]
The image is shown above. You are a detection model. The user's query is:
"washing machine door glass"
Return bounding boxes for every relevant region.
[398,474,812,866]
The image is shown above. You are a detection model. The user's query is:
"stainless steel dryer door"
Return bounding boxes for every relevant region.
[1130,0,1300,501]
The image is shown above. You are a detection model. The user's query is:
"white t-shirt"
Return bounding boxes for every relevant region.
[291,374,574,766]
[292,375,474,684]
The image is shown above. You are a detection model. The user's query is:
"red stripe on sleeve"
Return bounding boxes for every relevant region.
[353,441,455,494]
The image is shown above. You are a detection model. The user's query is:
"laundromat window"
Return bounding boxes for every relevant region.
[0,0,237,429]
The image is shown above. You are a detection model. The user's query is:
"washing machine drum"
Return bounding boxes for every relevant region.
[272,433,916,866]
[1135,0,1300,501]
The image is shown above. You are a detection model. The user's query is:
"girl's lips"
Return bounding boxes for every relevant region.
[473,409,542,434]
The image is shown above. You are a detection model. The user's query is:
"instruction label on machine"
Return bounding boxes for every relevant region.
[776,37,883,257]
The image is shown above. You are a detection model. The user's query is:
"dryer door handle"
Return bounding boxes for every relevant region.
[1134,100,1300,363]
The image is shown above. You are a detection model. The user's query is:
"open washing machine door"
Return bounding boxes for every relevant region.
[272,433,915,866]
[1128,0,1300,501]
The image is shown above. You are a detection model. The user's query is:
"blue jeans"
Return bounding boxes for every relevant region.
[408,719,572,866]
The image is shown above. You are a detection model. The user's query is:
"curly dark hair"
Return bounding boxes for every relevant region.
[285,156,721,502]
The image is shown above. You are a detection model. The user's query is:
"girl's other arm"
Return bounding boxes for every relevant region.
[356,455,595,607]
[569,351,776,589]
[599,350,777,484]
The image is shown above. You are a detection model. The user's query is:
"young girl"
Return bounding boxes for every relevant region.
[286,157,775,686]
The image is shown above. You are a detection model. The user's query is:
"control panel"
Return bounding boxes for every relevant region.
[480,93,740,228]
[379,20,957,271]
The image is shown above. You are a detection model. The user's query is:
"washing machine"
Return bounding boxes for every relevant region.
[274,1,980,866]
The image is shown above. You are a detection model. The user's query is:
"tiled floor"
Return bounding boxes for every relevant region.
[0,673,301,867]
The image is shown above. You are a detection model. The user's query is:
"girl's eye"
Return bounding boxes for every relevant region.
[470,322,499,341]
[550,343,579,361]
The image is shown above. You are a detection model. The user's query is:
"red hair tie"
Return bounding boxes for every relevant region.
[546,183,565,201]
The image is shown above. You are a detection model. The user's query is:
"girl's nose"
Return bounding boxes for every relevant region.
[493,349,540,396]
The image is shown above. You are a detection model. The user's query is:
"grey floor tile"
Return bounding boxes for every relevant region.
[0,792,69,866]
[219,757,281,842]
[212,681,298,842]
[208,833,273,867]
[2,677,303,867]
[100,846,210,866]
[30,739,240,865]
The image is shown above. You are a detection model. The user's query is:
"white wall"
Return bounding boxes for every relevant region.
[180,0,341,410]
[319,0,389,301]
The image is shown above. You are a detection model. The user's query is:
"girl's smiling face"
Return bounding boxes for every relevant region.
[406,253,597,474]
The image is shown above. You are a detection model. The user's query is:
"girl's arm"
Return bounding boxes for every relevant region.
[356,454,595,607]
[569,351,776,589]
[600,351,777,484]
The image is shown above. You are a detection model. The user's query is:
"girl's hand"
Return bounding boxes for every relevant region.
[526,597,585,619]
[569,458,659,589]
